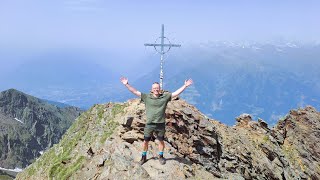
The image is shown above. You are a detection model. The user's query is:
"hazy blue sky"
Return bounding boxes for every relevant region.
[1,1,319,122]
[1,0,318,77]
[1,0,319,52]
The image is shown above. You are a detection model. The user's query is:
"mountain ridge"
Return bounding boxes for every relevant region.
[1,43,319,124]
[16,97,320,179]
[0,88,83,174]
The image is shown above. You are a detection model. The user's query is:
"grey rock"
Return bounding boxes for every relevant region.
[15,100,320,180]
[122,116,134,127]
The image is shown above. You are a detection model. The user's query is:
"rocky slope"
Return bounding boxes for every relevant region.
[16,97,320,179]
[0,89,83,171]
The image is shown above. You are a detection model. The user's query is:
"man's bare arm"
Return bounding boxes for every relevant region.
[120,77,141,97]
[172,79,193,99]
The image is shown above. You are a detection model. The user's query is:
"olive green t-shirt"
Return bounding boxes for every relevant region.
[141,92,172,124]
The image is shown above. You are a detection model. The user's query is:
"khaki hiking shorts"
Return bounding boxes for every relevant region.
[144,123,165,141]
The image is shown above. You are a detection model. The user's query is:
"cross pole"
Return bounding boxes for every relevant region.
[144,24,181,89]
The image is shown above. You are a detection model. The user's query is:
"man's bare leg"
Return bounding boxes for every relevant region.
[158,140,166,165]
[143,140,149,151]
[158,140,165,152]
[140,140,149,165]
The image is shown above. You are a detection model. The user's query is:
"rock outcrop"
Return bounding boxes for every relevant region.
[16,98,320,179]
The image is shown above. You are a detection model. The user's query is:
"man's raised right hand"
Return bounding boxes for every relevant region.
[120,77,128,85]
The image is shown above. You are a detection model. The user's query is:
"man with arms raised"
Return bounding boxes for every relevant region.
[120,77,193,165]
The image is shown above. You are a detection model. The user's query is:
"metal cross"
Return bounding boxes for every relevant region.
[144,24,181,89]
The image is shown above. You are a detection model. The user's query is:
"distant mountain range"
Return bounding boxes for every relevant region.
[131,42,320,125]
[1,42,319,125]
[0,89,82,178]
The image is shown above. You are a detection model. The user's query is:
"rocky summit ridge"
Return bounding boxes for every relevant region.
[16,98,320,179]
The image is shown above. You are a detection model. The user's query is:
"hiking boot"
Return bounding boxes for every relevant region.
[139,155,147,165]
[158,155,166,165]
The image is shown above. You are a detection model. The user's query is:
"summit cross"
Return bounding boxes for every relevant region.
[144,24,181,89]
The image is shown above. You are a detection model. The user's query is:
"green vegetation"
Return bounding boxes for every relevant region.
[0,175,14,180]
[99,103,125,143]
[17,102,126,179]
[0,89,83,171]
[262,135,269,143]
[100,120,119,144]
[97,105,105,119]
[0,170,15,180]
[32,114,89,179]
[111,103,127,117]
[49,156,85,180]
[21,112,89,178]
[26,165,36,177]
